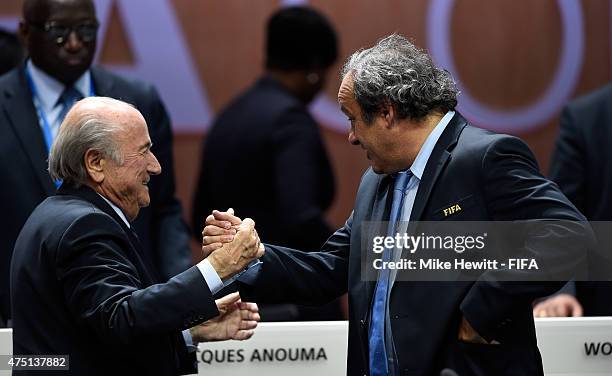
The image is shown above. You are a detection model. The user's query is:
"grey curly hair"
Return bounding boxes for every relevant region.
[341,34,459,123]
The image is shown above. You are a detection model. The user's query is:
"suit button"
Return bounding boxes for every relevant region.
[360,319,365,326]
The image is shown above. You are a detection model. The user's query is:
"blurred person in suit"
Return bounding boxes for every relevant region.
[0,0,193,326]
[11,96,263,376]
[203,34,591,375]
[533,84,612,317]
[0,27,24,75]
[192,6,342,321]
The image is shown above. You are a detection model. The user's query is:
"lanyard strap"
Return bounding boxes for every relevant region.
[25,70,54,154]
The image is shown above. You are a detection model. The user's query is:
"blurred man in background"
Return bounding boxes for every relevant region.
[533,84,612,317]
[192,6,342,321]
[0,0,192,326]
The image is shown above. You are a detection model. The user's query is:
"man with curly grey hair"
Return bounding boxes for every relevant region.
[203,34,588,375]
[339,34,459,175]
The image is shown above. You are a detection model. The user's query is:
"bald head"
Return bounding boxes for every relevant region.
[23,0,50,23]
[63,96,142,132]
[49,97,141,187]
[23,0,94,23]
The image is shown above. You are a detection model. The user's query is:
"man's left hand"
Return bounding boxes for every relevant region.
[190,292,260,342]
[201,208,242,258]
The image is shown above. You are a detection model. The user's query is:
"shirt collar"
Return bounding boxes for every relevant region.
[408,110,455,180]
[27,60,91,112]
[96,193,131,228]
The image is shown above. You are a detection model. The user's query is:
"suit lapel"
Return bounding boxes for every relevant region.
[57,185,159,284]
[359,173,394,321]
[371,174,393,224]
[90,67,115,98]
[410,113,467,222]
[1,67,55,195]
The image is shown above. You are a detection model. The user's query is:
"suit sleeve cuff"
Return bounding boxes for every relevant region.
[235,260,263,285]
[182,329,198,352]
[196,259,223,295]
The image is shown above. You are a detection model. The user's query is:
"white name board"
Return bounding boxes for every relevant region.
[0,329,10,376]
[1,318,611,375]
[536,317,612,376]
[195,321,348,375]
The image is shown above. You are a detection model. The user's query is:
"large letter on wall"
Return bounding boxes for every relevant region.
[95,0,212,131]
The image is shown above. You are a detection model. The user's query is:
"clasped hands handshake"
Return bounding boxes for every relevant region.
[203,209,265,280]
[190,209,265,344]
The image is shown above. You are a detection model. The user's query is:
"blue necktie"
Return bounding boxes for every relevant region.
[369,171,411,376]
[56,86,83,132]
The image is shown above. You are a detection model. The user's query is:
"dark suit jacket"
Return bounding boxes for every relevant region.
[240,113,589,376]
[192,76,335,252]
[550,83,612,315]
[10,185,218,375]
[0,65,192,323]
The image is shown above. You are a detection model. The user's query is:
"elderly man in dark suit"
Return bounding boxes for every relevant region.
[11,97,263,375]
[0,0,192,326]
[202,34,591,376]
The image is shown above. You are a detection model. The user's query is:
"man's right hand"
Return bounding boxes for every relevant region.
[206,217,264,281]
[533,293,583,317]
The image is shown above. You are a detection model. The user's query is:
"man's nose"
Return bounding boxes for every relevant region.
[348,129,360,146]
[148,152,162,175]
[63,31,83,51]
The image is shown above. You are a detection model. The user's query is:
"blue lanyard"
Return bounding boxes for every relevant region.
[25,68,95,188]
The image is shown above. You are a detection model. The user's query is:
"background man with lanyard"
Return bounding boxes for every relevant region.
[0,0,192,326]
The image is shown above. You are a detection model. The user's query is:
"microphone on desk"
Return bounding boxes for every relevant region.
[440,368,459,376]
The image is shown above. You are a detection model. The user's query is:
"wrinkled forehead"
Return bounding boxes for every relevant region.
[337,73,355,103]
[105,112,150,152]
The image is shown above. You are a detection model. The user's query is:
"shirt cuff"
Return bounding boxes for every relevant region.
[196,259,223,295]
[182,329,198,352]
[227,260,263,286]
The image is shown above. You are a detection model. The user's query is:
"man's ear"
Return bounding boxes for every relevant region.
[18,20,29,48]
[380,102,395,128]
[84,149,105,184]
